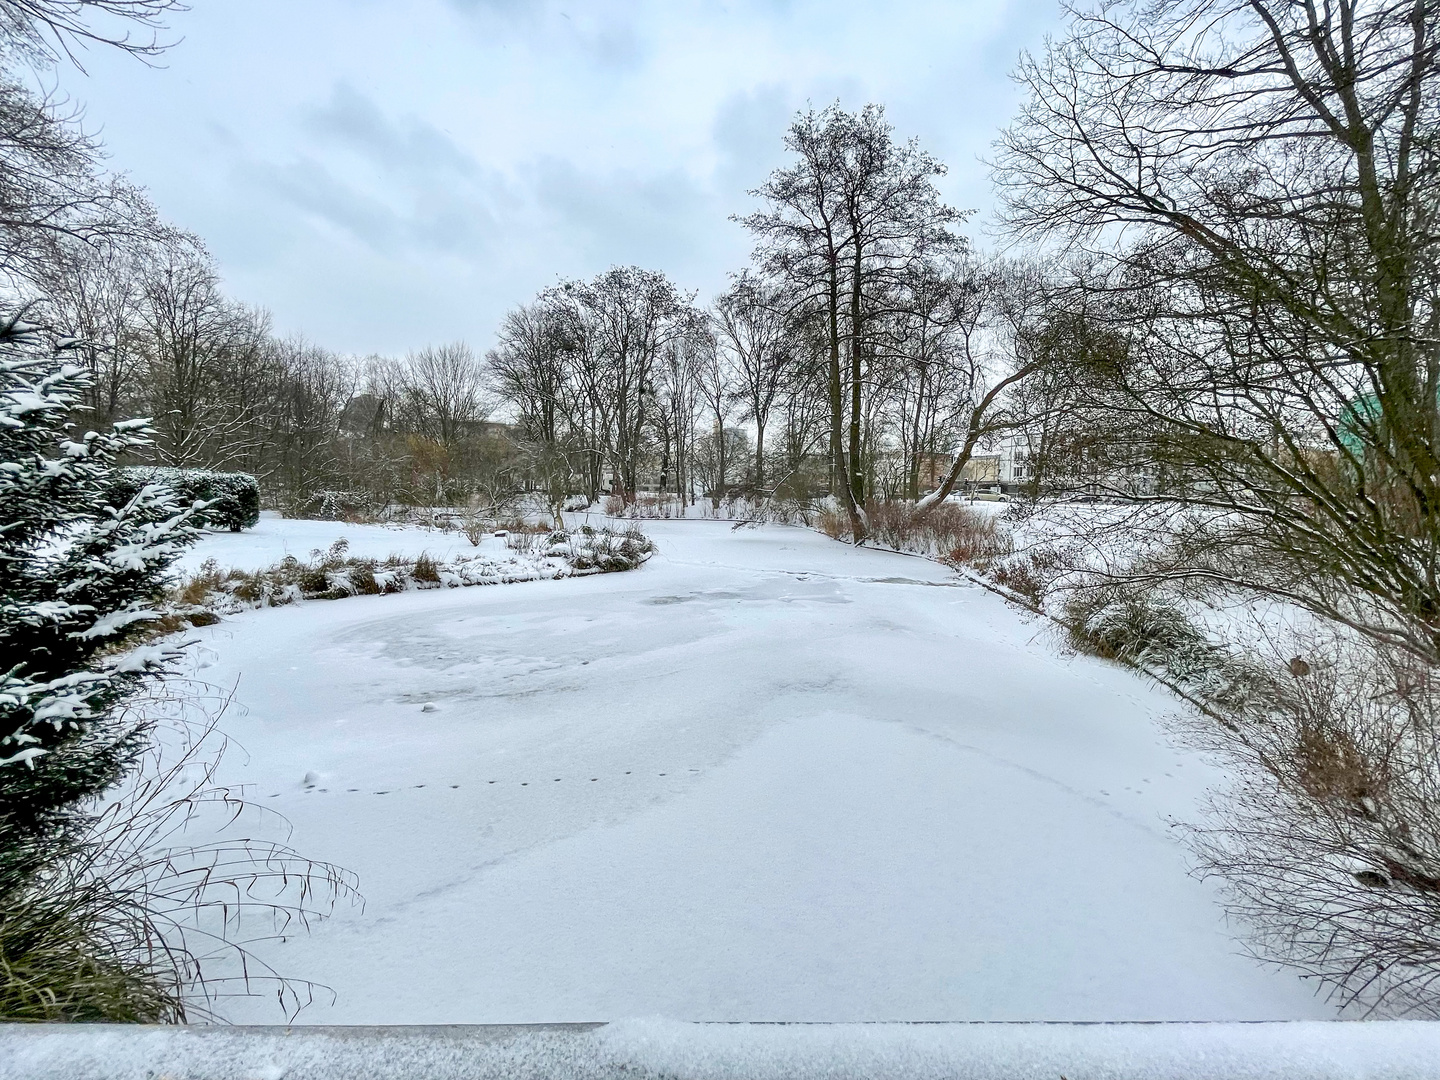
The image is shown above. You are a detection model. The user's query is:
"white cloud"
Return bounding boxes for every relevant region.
[59,0,1063,353]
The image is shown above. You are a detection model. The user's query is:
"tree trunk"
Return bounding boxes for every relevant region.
[915,360,1043,513]
[848,249,866,516]
[828,274,865,541]
[755,418,765,492]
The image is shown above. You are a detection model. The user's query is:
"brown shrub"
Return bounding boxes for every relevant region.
[1295,721,1389,809]
[934,508,1013,567]
[1191,636,1440,1016]
[990,559,1043,606]
[817,499,1013,565]
[229,574,264,604]
[297,566,331,595]
[346,561,382,596]
[816,506,847,539]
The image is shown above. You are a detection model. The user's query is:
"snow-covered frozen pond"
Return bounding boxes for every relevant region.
[182,518,1333,1023]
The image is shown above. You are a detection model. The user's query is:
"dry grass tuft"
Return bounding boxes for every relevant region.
[1,689,359,1022]
[411,554,440,584]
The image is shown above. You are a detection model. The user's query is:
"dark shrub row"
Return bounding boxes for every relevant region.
[108,468,260,532]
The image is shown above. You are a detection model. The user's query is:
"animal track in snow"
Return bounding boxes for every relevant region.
[270,766,704,800]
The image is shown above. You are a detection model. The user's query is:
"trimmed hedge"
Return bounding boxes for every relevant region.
[108,467,260,532]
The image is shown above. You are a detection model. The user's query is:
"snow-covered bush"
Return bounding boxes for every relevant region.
[1,326,201,849]
[1052,569,1440,1014]
[108,467,260,532]
[548,524,652,572]
[1062,585,1270,716]
[0,322,202,1017]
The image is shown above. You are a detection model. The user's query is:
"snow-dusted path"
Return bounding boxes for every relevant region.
[189,520,1332,1023]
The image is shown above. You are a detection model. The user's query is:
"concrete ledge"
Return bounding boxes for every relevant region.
[3,1018,1439,1079]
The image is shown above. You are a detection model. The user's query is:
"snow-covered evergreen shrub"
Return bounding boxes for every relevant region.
[0,320,200,916]
[107,467,260,532]
[1063,585,1270,716]
[550,525,653,572]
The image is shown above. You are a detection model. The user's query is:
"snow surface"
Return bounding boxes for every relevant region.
[176,511,479,574]
[173,517,1337,1023]
[7,1019,1440,1080]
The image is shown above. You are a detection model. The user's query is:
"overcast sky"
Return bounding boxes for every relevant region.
[58,0,1064,355]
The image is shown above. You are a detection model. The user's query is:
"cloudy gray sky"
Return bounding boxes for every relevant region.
[61,0,1064,355]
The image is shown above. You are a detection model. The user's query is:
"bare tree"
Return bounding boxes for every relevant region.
[714,274,790,491]
[913,259,1062,511]
[0,0,184,68]
[741,103,960,540]
[996,0,1440,661]
[655,334,702,503]
[486,300,583,516]
[692,320,734,502]
[34,232,148,425]
[547,266,693,501]
[0,73,159,293]
[487,301,570,448]
[873,253,989,501]
[740,106,859,529]
[0,1,181,289]
[137,238,271,468]
[262,337,355,508]
[399,342,487,449]
[994,0,1440,1017]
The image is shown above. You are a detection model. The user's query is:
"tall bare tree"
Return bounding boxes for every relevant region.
[741,103,960,539]
[137,238,270,468]
[714,274,790,491]
[399,342,487,449]
[997,0,1440,660]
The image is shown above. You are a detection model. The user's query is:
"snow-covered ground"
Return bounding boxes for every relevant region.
[12,1018,1440,1080]
[176,511,481,574]
[174,518,1336,1023]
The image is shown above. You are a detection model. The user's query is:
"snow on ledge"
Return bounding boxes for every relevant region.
[4,1018,1440,1079]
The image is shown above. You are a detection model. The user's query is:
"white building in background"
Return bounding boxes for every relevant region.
[994,432,1158,497]
[998,434,1033,491]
